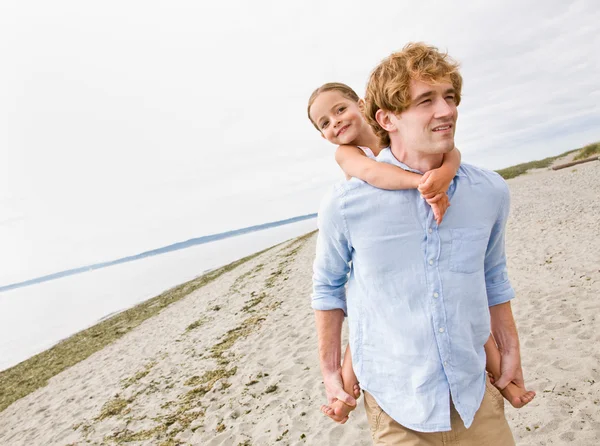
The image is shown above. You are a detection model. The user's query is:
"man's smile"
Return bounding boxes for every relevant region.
[432,124,453,133]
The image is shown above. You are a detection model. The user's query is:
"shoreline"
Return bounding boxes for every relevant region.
[0,234,314,413]
[0,218,318,372]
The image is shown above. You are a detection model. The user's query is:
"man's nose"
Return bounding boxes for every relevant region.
[433,98,454,118]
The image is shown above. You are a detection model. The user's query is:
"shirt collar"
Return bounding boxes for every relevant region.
[376,148,466,177]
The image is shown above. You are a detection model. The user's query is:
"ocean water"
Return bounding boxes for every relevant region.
[0,218,317,371]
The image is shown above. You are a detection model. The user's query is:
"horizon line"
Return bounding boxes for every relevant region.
[0,212,318,293]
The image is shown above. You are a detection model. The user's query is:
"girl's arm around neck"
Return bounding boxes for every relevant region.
[418,147,462,198]
[441,147,461,177]
[335,145,421,190]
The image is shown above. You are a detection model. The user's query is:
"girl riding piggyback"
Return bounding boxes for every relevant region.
[308,82,461,225]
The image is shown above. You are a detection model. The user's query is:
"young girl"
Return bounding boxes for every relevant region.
[307,82,535,423]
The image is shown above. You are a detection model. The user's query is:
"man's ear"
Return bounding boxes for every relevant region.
[375,109,396,132]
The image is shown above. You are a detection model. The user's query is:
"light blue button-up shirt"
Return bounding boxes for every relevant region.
[312,148,515,432]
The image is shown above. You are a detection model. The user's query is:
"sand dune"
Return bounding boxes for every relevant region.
[0,159,599,445]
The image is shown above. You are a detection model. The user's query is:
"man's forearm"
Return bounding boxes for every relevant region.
[489,301,520,354]
[314,309,345,374]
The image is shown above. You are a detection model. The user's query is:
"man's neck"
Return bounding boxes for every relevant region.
[390,145,444,173]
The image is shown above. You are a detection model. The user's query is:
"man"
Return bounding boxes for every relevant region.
[312,42,526,444]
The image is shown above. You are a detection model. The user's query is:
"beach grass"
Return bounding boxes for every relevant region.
[0,235,314,414]
[573,141,600,161]
[495,149,579,180]
[496,141,599,180]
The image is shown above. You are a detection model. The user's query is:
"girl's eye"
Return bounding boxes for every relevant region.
[337,107,346,113]
[321,121,329,129]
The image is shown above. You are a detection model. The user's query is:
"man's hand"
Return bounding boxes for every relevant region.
[321,368,356,424]
[489,302,527,391]
[493,348,525,391]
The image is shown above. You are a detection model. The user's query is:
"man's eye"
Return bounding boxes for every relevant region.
[420,99,431,105]
[446,95,455,101]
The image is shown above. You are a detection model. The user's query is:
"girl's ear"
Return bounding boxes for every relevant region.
[358,98,366,112]
[375,109,396,132]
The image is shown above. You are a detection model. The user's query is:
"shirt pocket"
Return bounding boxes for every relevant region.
[449,227,489,274]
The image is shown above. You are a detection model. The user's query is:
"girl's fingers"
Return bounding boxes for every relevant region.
[419,190,439,199]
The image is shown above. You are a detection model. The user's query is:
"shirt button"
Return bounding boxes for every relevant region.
[428,228,433,234]
[429,259,434,265]
[444,361,448,366]
[439,327,445,333]
[433,292,439,298]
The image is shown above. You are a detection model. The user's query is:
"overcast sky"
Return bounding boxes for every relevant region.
[1,0,599,284]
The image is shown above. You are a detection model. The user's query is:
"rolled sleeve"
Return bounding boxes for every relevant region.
[311,186,351,315]
[485,181,515,306]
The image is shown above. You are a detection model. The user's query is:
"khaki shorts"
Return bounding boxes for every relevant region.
[363,377,515,446]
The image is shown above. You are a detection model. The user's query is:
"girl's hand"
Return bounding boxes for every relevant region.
[418,169,453,198]
[427,193,450,225]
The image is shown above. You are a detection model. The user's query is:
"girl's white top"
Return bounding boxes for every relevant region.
[357,146,376,159]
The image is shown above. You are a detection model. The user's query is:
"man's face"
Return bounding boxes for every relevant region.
[388,78,458,155]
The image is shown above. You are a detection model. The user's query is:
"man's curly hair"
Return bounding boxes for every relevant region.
[364,42,463,148]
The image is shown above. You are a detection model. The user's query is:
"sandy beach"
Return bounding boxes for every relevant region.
[1,159,599,445]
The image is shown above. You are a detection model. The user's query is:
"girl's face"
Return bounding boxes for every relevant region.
[309,90,365,145]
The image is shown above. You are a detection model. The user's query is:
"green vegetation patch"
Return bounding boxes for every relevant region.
[264,230,315,289]
[106,424,168,443]
[264,385,278,394]
[285,230,316,254]
[198,367,237,386]
[495,148,579,179]
[185,315,211,333]
[103,392,206,444]
[573,141,600,160]
[495,141,600,180]
[121,361,157,389]
[265,269,284,288]
[96,397,131,421]
[184,375,201,387]
[0,243,280,413]
[209,315,266,364]
[230,262,266,294]
[241,292,267,313]
[276,429,289,441]
[183,367,237,394]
